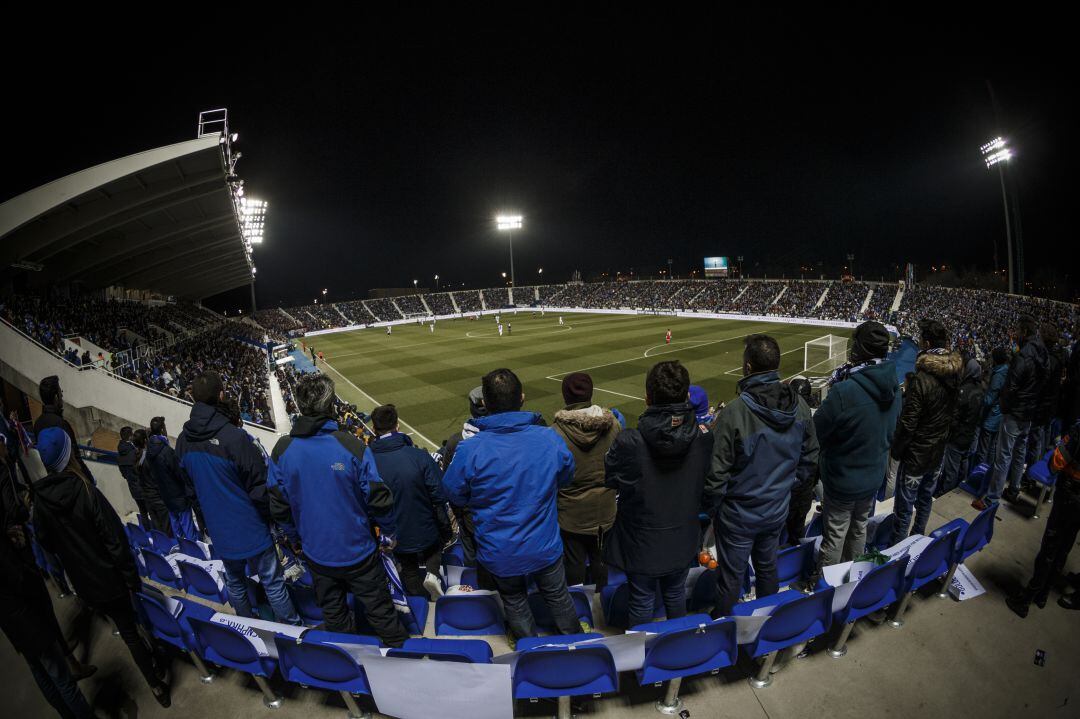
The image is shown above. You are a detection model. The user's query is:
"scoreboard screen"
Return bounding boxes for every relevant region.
[704,256,729,278]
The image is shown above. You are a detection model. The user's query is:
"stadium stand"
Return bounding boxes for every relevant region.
[424,292,456,315]
[453,290,483,313]
[815,281,870,322]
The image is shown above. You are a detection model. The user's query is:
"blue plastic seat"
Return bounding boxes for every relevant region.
[275,632,377,716]
[177,560,228,604]
[149,529,176,554]
[686,568,720,612]
[1027,459,1056,519]
[387,637,493,663]
[513,632,617,713]
[606,567,627,587]
[600,582,665,629]
[960,462,991,498]
[803,511,823,538]
[135,593,216,683]
[442,543,469,567]
[434,594,503,635]
[631,614,737,713]
[930,501,998,568]
[187,616,283,707]
[178,537,210,560]
[826,556,909,657]
[889,529,960,627]
[459,568,478,587]
[287,583,324,626]
[777,542,815,588]
[137,513,150,531]
[141,549,182,589]
[732,587,835,688]
[527,587,595,632]
[353,594,428,636]
[126,523,153,550]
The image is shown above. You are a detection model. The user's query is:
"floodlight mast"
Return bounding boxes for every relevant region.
[981,137,1017,294]
[496,214,523,287]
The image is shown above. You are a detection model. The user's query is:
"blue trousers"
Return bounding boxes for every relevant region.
[891,464,938,545]
[712,523,781,618]
[988,415,1031,501]
[223,545,301,625]
[626,568,688,630]
[25,640,94,719]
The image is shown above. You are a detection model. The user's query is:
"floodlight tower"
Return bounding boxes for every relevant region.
[496,214,523,287]
[239,197,267,312]
[981,137,1017,294]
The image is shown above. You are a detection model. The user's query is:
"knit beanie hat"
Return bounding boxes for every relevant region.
[688,385,710,421]
[37,427,72,474]
[561,373,594,405]
[850,321,891,362]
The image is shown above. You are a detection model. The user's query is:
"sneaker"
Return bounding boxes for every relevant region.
[971,498,988,511]
[152,683,172,708]
[1059,594,1080,611]
[1005,593,1030,618]
[422,572,444,599]
[1002,488,1021,505]
[1034,592,1049,610]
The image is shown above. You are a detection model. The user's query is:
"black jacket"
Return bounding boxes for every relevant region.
[369,432,448,555]
[948,361,986,449]
[1063,341,1080,428]
[1000,336,1049,422]
[603,402,711,577]
[116,439,143,500]
[31,470,139,603]
[0,528,62,657]
[146,435,194,513]
[33,405,95,484]
[891,350,963,474]
[1036,342,1067,424]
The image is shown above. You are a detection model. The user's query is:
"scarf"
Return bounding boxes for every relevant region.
[828,357,885,387]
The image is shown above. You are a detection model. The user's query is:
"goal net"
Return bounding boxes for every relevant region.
[804,334,849,375]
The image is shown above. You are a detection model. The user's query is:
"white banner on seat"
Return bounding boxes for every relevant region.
[209,613,305,658]
[361,654,513,719]
[947,564,986,601]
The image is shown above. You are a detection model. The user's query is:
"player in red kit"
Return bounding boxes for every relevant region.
[665,329,672,344]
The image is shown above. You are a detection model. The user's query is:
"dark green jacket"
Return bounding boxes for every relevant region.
[815,361,901,501]
[552,403,619,535]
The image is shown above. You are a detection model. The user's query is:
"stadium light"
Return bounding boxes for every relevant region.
[496,214,522,287]
[239,197,267,247]
[434,274,440,289]
[981,136,1017,294]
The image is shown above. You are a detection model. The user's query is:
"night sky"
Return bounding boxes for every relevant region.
[4,19,1075,309]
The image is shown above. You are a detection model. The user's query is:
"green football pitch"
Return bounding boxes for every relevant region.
[305,313,847,451]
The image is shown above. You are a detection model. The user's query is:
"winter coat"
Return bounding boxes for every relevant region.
[369,432,448,554]
[269,416,394,568]
[1000,335,1049,422]
[31,470,139,604]
[982,363,1009,432]
[116,439,143,501]
[707,371,819,531]
[0,528,63,657]
[603,402,710,577]
[949,362,986,449]
[1035,342,1067,424]
[552,403,620,535]
[146,435,194,513]
[814,361,901,502]
[890,350,963,475]
[33,405,94,484]
[441,411,574,577]
[1063,341,1080,428]
[176,402,274,561]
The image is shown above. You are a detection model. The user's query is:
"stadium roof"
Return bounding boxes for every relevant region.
[0,134,253,301]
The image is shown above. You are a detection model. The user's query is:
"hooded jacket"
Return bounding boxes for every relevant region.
[268,416,395,568]
[552,403,620,535]
[441,411,574,577]
[1000,335,1048,421]
[603,402,710,577]
[1035,341,1067,424]
[890,349,963,474]
[116,439,143,501]
[30,470,139,603]
[982,363,1009,433]
[814,361,901,501]
[949,360,986,449]
[146,435,194,513]
[176,401,274,560]
[369,432,448,555]
[707,371,819,530]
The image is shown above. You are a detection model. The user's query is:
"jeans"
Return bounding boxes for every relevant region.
[168,508,199,541]
[490,557,580,641]
[561,529,607,589]
[937,443,969,495]
[1027,422,1051,465]
[25,640,94,719]
[395,542,443,599]
[627,569,688,629]
[223,546,301,625]
[309,550,409,647]
[816,492,875,572]
[891,464,938,545]
[712,523,782,618]
[976,426,998,466]
[988,415,1031,501]
[1021,480,1080,603]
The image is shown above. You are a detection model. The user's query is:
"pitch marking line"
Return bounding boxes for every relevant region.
[319,358,439,450]
[722,345,806,376]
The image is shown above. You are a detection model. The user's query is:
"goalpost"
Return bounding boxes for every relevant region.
[803,334,849,375]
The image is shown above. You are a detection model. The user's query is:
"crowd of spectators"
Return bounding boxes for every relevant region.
[425,292,456,315]
[769,281,824,317]
[337,300,378,325]
[395,294,426,316]
[815,282,870,322]
[252,309,302,341]
[482,287,510,308]
[453,290,483,313]
[864,284,898,321]
[682,280,746,312]
[365,298,404,322]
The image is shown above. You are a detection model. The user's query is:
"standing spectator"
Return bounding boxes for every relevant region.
[145,417,199,541]
[33,376,95,484]
[132,429,171,534]
[805,322,900,584]
[116,426,148,517]
[1061,330,1080,428]
[1005,418,1080,616]
[30,428,171,707]
[368,404,449,600]
[268,374,407,647]
[176,372,300,625]
[784,376,819,545]
[604,361,709,628]
[890,319,962,543]
[937,359,986,495]
[441,369,580,643]
[708,335,819,618]
[438,386,491,587]
[551,372,620,589]
[976,348,1010,465]
[1030,323,1067,463]
[1,401,32,489]
[979,315,1048,509]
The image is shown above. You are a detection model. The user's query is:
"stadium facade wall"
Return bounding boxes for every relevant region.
[0,319,280,447]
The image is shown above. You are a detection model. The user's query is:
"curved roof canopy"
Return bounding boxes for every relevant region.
[0,135,253,300]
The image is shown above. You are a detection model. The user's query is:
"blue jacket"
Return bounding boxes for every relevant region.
[145,435,194,514]
[369,432,447,554]
[268,416,395,568]
[176,402,274,561]
[814,361,901,501]
[441,411,575,577]
[982,363,1008,432]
